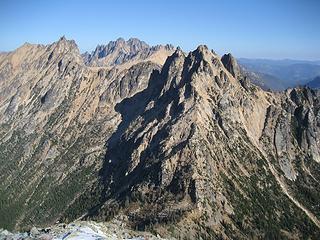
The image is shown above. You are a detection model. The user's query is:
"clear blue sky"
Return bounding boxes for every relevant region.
[1,0,319,60]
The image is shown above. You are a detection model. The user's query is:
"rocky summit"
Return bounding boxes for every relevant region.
[0,37,319,239]
[82,38,175,68]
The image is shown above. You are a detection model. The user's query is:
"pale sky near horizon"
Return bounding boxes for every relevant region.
[0,0,319,60]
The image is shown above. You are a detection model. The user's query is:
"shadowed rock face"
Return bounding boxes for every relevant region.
[221,53,241,78]
[0,37,320,239]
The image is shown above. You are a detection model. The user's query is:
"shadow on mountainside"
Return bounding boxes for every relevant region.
[85,50,204,219]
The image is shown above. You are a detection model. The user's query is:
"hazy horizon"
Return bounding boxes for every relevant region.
[1,0,320,60]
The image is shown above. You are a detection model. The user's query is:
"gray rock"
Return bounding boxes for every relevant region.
[221,53,241,78]
[30,227,40,237]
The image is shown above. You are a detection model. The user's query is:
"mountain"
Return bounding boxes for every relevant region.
[242,70,286,91]
[306,76,320,89]
[239,58,320,90]
[83,38,175,68]
[0,37,319,239]
[0,36,170,231]
[239,58,320,66]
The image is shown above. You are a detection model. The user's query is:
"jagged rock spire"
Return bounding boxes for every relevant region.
[221,53,241,78]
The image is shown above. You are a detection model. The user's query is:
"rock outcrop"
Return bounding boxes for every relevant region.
[0,220,170,240]
[0,37,319,239]
[221,53,241,78]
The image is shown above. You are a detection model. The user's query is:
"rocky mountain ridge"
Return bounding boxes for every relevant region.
[0,37,319,239]
[82,38,175,68]
[306,76,320,89]
[238,58,320,90]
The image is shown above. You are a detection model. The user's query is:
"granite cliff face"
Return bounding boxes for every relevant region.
[0,37,319,239]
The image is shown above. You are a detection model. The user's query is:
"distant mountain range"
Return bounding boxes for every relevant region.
[306,76,320,89]
[239,58,320,90]
[82,37,175,68]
